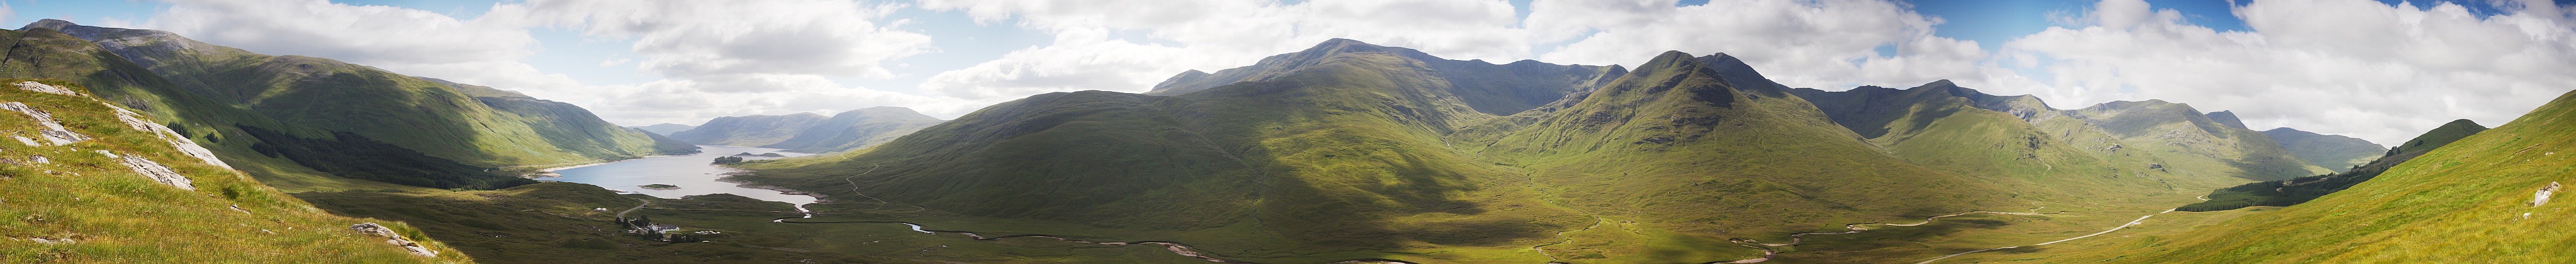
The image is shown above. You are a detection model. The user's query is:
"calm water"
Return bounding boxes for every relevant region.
[546,145,817,205]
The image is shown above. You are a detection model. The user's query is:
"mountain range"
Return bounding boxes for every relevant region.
[728,39,2361,263]
[661,106,943,153]
[4,18,2565,263]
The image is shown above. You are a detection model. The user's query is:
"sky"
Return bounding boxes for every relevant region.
[2,0,2571,146]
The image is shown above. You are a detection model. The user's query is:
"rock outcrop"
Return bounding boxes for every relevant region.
[98,150,193,190]
[2,102,90,145]
[349,222,437,257]
[14,81,81,96]
[104,102,230,169]
[2537,182,2560,207]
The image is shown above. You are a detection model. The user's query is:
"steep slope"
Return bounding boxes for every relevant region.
[2009,89,2576,263]
[745,91,1263,228]
[0,25,522,190]
[419,77,698,157]
[22,20,688,170]
[2180,119,2487,211]
[757,106,945,153]
[629,123,693,135]
[0,80,465,262]
[665,113,827,147]
[1456,51,2014,261]
[1789,81,2248,205]
[2262,127,2385,172]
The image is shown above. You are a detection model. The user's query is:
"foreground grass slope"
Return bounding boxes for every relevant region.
[0,80,463,262]
[1959,88,2576,263]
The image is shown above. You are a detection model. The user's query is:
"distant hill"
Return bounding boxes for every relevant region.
[759,106,944,153]
[1792,80,2324,182]
[667,113,827,147]
[667,107,942,152]
[630,123,694,135]
[2262,127,2385,172]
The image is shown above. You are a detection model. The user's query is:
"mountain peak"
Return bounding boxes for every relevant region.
[20,18,77,32]
[837,106,939,121]
[1635,51,1705,74]
[2206,110,2249,129]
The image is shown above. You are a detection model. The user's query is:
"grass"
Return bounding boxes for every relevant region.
[737,48,2239,263]
[1955,88,2576,263]
[0,80,466,263]
[2179,119,2489,211]
[296,182,1240,263]
[12,24,693,187]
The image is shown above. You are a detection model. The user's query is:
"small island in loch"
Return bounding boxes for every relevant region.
[638,184,681,190]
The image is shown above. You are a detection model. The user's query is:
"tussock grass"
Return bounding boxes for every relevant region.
[0,80,464,263]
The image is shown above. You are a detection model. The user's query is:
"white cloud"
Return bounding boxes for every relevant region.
[1526,0,1994,90]
[131,0,534,66]
[912,0,1530,99]
[491,0,935,79]
[917,28,1211,98]
[1994,0,2576,145]
[581,77,996,125]
[118,0,980,126]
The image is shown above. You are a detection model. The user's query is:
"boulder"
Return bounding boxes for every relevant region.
[349,222,437,257]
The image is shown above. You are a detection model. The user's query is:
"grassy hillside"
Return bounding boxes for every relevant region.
[1448,51,2025,262]
[0,79,465,263]
[738,42,2171,263]
[0,26,521,191]
[1949,89,2576,263]
[759,107,944,153]
[2180,119,2488,211]
[742,39,1633,263]
[24,20,690,172]
[2262,127,2385,172]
